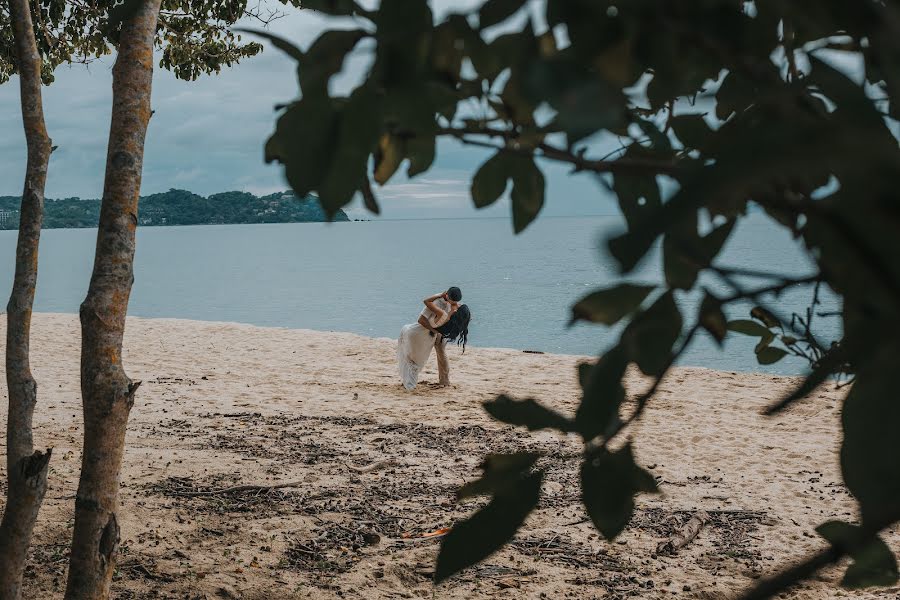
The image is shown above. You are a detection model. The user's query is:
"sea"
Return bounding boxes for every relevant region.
[0,214,840,375]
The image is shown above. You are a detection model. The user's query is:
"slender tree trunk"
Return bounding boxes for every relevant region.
[0,0,53,597]
[64,1,161,597]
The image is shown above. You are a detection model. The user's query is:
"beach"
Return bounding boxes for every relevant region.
[1,313,889,599]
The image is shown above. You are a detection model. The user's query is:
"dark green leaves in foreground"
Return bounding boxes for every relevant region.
[581,444,658,540]
[621,292,682,376]
[576,348,628,441]
[840,349,900,526]
[435,454,542,583]
[699,293,727,344]
[570,284,654,326]
[817,521,899,588]
[727,307,792,366]
[471,152,546,233]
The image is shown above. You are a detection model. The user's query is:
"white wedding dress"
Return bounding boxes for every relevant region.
[398,298,450,390]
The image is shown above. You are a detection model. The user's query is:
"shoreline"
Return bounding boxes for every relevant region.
[2,313,869,599]
[17,311,814,377]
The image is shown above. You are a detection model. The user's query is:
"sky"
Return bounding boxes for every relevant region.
[0,0,617,220]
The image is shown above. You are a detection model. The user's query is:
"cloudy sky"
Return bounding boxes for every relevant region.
[0,1,618,220]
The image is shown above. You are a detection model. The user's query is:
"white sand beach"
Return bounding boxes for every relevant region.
[1,313,891,599]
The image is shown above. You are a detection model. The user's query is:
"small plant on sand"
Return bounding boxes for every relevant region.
[256,1,900,598]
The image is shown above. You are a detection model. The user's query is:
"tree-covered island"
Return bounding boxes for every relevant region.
[0,189,349,229]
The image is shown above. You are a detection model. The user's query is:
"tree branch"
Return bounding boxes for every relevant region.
[436,126,679,175]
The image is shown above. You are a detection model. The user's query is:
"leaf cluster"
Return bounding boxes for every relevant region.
[259,1,900,595]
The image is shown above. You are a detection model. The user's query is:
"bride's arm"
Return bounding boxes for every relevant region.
[418,315,439,333]
[423,294,447,323]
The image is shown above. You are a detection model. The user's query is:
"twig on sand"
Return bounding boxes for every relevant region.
[346,458,399,474]
[171,481,305,497]
[656,511,709,555]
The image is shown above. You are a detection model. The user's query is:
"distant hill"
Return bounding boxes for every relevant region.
[0,189,349,230]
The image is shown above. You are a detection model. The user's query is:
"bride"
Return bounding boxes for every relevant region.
[398,292,471,390]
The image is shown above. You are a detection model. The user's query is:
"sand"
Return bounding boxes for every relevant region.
[0,313,894,599]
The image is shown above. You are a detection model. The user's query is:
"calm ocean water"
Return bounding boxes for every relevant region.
[0,215,839,375]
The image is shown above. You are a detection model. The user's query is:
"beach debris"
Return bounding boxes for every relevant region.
[156,479,305,498]
[284,521,382,574]
[346,458,399,474]
[656,510,710,555]
[401,526,451,540]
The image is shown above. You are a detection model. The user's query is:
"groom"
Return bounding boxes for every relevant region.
[418,286,462,386]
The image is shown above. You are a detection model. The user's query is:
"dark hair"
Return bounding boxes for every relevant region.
[437,304,471,352]
[447,286,462,302]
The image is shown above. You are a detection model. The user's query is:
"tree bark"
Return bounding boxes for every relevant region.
[0,0,53,597]
[64,1,161,597]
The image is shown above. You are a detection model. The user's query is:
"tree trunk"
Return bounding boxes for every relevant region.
[64,1,161,597]
[0,0,53,597]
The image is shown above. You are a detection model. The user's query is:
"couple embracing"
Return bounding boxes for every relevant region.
[397,286,471,390]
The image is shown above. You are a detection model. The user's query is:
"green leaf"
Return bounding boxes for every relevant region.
[664,219,734,290]
[670,114,710,151]
[841,349,900,525]
[608,193,696,274]
[816,521,899,589]
[756,345,787,365]
[435,471,542,583]
[265,97,339,198]
[318,86,381,215]
[575,347,628,441]
[699,293,727,345]
[359,177,380,215]
[301,0,361,15]
[471,153,510,208]
[635,118,671,154]
[300,29,366,94]
[457,453,540,499]
[406,135,436,177]
[510,156,545,233]
[570,284,654,326]
[622,292,682,376]
[484,395,577,433]
[383,85,440,133]
[662,229,697,291]
[479,0,526,29]
[426,81,460,121]
[373,134,403,185]
[715,71,753,120]
[107,0,142,31]
[750,306,781,328]
[613,169,661,230]
[238,28,303,62]
[727,319,770,337]
[754,329,776,354]
[581,444,658,540]
[524,56,627,144]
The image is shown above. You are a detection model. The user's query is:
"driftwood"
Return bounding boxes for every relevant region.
[174,481,305,497]
[656,511,710,555]
[347,458,399,473]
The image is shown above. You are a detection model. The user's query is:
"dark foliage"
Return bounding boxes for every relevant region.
[256,1,900,597]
